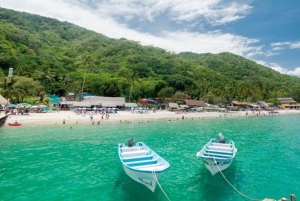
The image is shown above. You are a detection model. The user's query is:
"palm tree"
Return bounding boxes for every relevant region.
[127,71,140,102]
[75,52,94,93]
[0,77,26,103]
[33,65,55,86]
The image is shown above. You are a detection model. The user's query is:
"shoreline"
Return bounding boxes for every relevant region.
[2,109,300,126]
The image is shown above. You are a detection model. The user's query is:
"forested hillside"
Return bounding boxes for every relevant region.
[1,7,300,104]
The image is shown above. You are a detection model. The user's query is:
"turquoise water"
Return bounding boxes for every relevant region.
[0,114,299,201]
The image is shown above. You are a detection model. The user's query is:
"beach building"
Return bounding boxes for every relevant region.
[72,101,91,109]
[139,98,157,105]
[182,99,206,108]
[85,96,125,108]
[179,104,189,110]
[232,101,250,110]
[124,103,138,110]
[257,101,269,110]
[277,98,300,109]
[71,96,126,109]
[168,103,179,111]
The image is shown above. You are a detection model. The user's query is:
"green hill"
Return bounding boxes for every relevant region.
[1,7,300,104]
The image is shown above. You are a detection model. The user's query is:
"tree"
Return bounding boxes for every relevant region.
[79,53,94,93]
[127,71,140,102]
[157,87,174,99]
[0,77,26,103]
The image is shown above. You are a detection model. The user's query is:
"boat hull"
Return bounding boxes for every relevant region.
[8,123,22,126]
[197,138,237,175]
[122,164,163,192]
[0,115,9,127]
[118,142,169,192]
[203,158,234,175]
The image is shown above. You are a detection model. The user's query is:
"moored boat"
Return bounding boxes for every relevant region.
[118,138,170,192]
[196,133,237,175]
[0,115,9,127]
[8,122,22,126]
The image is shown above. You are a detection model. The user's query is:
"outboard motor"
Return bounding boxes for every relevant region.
[218,133,226,143]
[128,137,134,147]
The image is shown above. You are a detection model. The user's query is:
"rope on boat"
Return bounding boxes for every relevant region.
[212,157,264,201]
[152,170,171,201]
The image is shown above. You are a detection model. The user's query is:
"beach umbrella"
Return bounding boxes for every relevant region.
[5,104,16,108]
[17,103,32,108]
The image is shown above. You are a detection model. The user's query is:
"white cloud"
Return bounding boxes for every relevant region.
[290,42,300,49]
[0,0,258,56]
[271,41,300,50]
[255,60,300,77]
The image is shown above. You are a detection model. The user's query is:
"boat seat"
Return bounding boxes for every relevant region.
[135,163,163,170]
[201,155,232,161]
[208,146,232,152]
[205,147,233,154]
[211,143,232,147]
[203,152,233,158]
[122,154,154,163]
[125,158,158,167]
[121,146,144,152]
[121,150,149,158]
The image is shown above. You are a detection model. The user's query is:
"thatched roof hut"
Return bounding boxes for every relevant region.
[277,98,297,104]
[257,101,269,108]
[124,103,138,108]
[183,99,206,107]
[168,103,179,109]
[72,101,91,107]
[84,96,126,107]
[232,101,250,106]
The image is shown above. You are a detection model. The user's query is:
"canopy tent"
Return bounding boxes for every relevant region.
[5,104,16,108]
[17,103,32,108]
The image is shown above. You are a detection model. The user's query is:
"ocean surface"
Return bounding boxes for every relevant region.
[0,114,299,201]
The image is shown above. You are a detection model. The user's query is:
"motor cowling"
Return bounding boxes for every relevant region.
[218,133,226,143]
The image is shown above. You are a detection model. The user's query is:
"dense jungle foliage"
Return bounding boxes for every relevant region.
[1,7,300,105]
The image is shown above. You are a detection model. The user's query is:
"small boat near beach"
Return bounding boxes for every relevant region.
[118,138,170,192]
[196,133,237,175]
[0,115,9,127]
[8,122,22,126]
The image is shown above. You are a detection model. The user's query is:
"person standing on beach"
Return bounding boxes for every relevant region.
[63,119,65,124]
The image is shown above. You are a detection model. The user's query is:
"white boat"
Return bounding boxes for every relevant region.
[196,133,237,175]
[118,139,170,192]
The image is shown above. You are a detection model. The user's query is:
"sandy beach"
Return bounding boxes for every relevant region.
[3,109,300,126]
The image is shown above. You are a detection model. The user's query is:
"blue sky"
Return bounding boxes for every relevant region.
[0,0,299,76]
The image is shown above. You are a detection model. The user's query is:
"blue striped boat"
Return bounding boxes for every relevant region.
[118,141,170,192]
[196,133,237,175]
